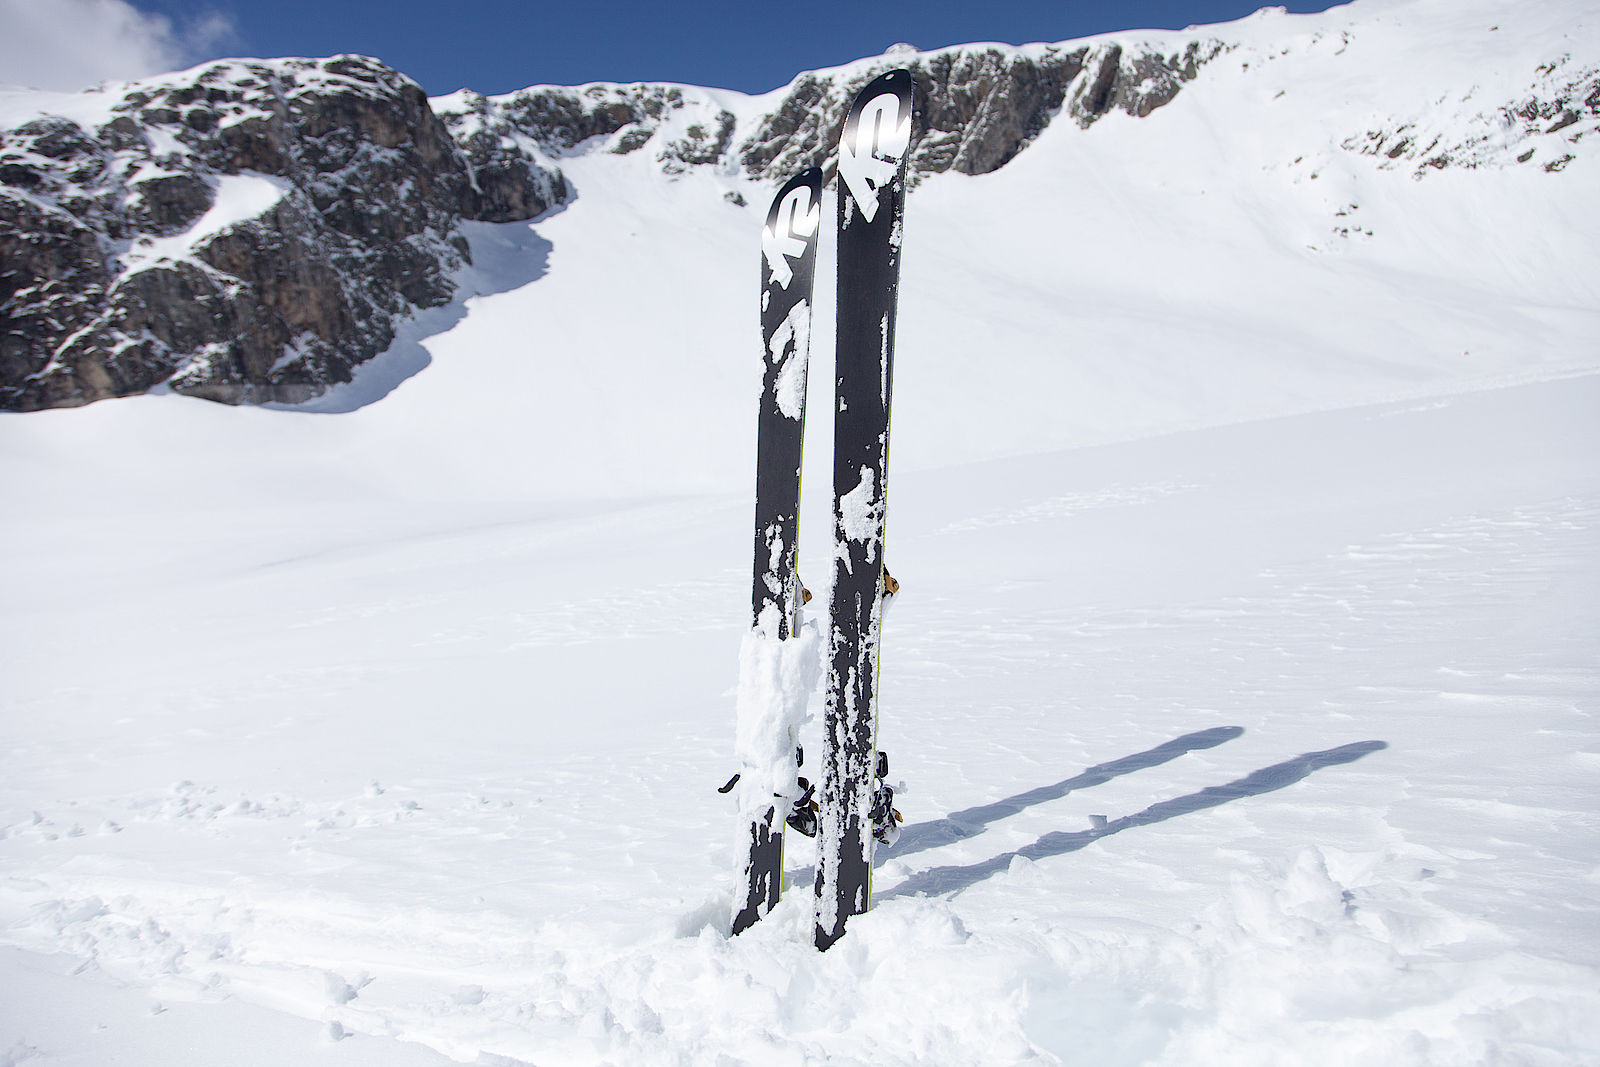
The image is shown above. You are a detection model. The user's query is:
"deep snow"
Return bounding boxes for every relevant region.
[2,0,1599,1062]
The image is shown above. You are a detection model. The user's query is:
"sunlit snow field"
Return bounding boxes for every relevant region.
[3,0,1599,1063]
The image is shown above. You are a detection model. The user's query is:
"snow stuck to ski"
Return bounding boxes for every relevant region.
[731,610,822,844]
[838,466,882,547]
[768,300,811,421]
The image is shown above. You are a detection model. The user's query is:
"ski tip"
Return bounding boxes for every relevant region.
[838,69,920,224]
[843,68,917,126]
[770,166,824,210]
[859,67,914,94]
[849,68,925,124]
[763,168,824,291]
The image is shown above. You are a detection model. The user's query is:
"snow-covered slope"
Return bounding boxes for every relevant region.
[356,0,1599,503]
[2,375,1595,1065]
[13,0,1591,499]
[1,0,1598,1063]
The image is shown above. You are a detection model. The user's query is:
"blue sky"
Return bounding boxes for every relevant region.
[1,0,1348,96]
[121,0,1349,96]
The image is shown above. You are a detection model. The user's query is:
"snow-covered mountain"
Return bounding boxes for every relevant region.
[0,55,565,409]
[1,1,1598,1064]
[3,34,1210,411]
[2,0,1596,424]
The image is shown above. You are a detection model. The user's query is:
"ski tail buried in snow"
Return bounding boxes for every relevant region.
[731,166,824,936]
[815,69,918,951]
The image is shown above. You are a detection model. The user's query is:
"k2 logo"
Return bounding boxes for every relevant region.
[839,78,913,224]
[762,180,821,290]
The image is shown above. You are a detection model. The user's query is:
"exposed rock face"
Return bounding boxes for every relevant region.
[435,39,1222,193]
[1,55,563,410]
[738,40,1224,182]
[2,40,1219,411]
[434,83,740,177]
[1340,55,1600,176]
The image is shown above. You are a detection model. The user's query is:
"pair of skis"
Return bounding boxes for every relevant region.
[732,69,917,951]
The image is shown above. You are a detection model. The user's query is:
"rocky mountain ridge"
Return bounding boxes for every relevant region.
[0,35,1235,411]
[2,13,1596,412]
[0,55,564,409]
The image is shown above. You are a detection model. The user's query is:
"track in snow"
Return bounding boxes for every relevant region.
[2,376,1596,1064]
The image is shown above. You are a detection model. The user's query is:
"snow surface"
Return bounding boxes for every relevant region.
[3,0,1600,1062]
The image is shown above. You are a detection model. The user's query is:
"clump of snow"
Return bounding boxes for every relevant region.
[838,465,882,545]
[119,173,288,271]
[767,299,811,421]
[731,607,823,829]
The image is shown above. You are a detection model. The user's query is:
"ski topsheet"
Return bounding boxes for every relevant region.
[751,166,822,636]
[732,166,824,936]
[814,69,917,951]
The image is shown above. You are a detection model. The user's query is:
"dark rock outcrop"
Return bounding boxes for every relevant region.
[1,55,564,410]
[433,82,738,177]
[438,38,1223,194]
[738,39,1224,182]
[1339,57,1600,176]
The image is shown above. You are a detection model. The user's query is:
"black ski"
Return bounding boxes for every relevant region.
[814,69,917,951]
[732,166,824,936]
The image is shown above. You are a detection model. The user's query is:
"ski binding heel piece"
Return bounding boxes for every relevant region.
[869,782,902,847]
[787,776,819,837]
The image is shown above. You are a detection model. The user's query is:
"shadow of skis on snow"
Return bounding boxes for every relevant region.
[876,739,1389,902]
[884,726,1247,862]
[783,727,1247,894]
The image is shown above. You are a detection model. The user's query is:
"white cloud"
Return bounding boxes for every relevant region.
[0,0,239,92]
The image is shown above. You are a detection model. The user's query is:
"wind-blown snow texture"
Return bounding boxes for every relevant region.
[2,0,1599,1063]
